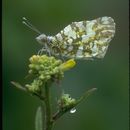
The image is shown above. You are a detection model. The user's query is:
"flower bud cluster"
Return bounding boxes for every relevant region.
[25,55,76,94]
[58,94,76,110]
[28,55,64,81]
[26,79,43,93]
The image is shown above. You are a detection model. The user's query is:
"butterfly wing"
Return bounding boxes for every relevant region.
[52,16,115,59]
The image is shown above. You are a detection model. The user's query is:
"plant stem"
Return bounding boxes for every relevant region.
[44,83,53,130]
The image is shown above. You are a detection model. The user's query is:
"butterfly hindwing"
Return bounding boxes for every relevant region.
[51,16,115,59]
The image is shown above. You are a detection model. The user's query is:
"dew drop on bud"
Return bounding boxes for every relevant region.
[70,108,76,114]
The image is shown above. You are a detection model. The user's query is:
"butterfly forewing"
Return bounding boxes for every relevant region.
[51,16,115,59]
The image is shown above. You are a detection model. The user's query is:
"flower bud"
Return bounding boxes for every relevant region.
[58,94,76,110]
[60,59,76,71]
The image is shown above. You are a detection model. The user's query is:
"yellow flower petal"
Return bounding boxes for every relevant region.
[60,59,76,71]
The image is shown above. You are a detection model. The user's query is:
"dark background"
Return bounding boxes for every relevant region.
[3,0,129,130]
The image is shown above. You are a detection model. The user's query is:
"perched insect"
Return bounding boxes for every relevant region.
[23,16,115,60]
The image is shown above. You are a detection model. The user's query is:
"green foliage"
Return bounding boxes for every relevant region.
[35,106,43,130]
[11,54,97,130]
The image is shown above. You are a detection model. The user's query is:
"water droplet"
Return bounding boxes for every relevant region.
[70,108,76,114]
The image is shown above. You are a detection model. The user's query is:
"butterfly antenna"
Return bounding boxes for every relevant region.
[22,17,41,34]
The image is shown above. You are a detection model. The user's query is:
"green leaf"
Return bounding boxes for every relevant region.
[35,106,43,130]
[11,81,27,92]
[76,88,97,105]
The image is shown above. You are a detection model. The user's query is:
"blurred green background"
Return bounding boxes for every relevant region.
[3,0,129,130]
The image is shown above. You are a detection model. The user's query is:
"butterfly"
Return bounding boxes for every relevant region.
[23,16,115,60]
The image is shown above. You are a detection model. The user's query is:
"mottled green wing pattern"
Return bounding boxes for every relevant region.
[51,16,115,59]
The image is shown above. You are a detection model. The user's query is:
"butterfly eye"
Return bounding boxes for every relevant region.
[36,34,47,45]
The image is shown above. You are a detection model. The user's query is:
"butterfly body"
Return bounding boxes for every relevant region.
[36,16,115,59]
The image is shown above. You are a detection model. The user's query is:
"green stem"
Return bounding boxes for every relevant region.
[11,81,45,100]
[52,88,97,121]
[44,83,53,130]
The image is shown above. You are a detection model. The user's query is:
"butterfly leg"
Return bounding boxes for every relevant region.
[57,47,65,61]
[37,46,47,55]
[38,44,52,56]
[44,43,52,56]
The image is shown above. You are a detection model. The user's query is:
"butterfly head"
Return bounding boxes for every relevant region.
[36,34,48,45]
